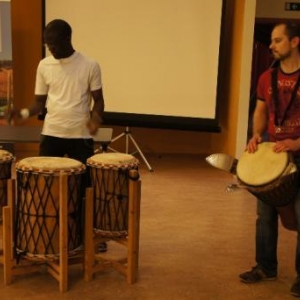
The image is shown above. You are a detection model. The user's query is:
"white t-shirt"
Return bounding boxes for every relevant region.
[35,51,102,138]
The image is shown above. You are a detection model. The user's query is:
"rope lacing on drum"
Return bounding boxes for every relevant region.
[14,170,83,260]
[15,172,59,257]
[91,167,137,237]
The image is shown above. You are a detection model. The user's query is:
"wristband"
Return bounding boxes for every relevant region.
[20,108,30,119]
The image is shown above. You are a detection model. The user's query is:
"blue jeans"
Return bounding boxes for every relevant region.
[255,200,279,276]
[255,158,300,276]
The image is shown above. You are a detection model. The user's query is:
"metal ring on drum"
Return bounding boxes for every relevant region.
[86,152,139,238]
[15,156,86,260]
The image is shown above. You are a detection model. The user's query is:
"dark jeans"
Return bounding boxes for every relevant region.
[39,134,94,187]
[255,200,279,276]
[39,135,94,165]
[255,156,300,276]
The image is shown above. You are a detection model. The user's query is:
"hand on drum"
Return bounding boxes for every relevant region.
[246,134,263,153]
[274,139,300,153]
[246,138,300,154]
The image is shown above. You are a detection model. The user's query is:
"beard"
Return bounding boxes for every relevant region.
[272,49,292,61]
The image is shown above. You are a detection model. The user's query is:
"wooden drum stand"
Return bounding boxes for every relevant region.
[84,170,141,283]
[2,174,83,293]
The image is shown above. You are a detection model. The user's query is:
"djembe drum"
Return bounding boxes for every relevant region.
[15,157,86,260]
[236,142,299,231]
[87,153,139,237]
[0,149,14,222]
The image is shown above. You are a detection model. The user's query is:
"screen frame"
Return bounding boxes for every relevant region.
[42,0,228,132]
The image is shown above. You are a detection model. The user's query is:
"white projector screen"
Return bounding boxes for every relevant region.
[44,0,226,131]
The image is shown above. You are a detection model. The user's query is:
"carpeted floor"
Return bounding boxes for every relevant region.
[0,152,297,299]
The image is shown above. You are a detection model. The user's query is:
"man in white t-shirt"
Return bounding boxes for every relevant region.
[10,18,106,251]
[13,19,104,164]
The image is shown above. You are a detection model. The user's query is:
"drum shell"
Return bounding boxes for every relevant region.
[15,167,85,259]
[0,156,13,222]
[236,143,300,231]
[246,171,299,207]
[87,154,139,236]
[237,143,299,207]
[244,169,299,231]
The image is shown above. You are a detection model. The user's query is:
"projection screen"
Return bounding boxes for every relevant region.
[45,0,226,132]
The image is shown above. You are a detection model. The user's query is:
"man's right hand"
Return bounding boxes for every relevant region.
[4,106,18,124]
[246,134,262,153]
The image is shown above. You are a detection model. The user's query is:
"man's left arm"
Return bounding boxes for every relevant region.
[87,88,105,135]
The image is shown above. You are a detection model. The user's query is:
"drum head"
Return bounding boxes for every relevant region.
[236,142,289,186]
[0,149,13,163]
[87,153,139,168]
[16,156,85,173]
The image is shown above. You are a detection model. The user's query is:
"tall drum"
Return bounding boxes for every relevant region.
[87,153,139,237]
[0,149,14,222]
[15,157,86,260]
[236,142,299,230]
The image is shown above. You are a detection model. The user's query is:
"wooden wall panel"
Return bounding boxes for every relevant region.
[9,0,245,156]
[11,0,43,122]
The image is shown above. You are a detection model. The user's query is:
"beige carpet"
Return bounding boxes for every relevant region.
[0,153,297,300]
